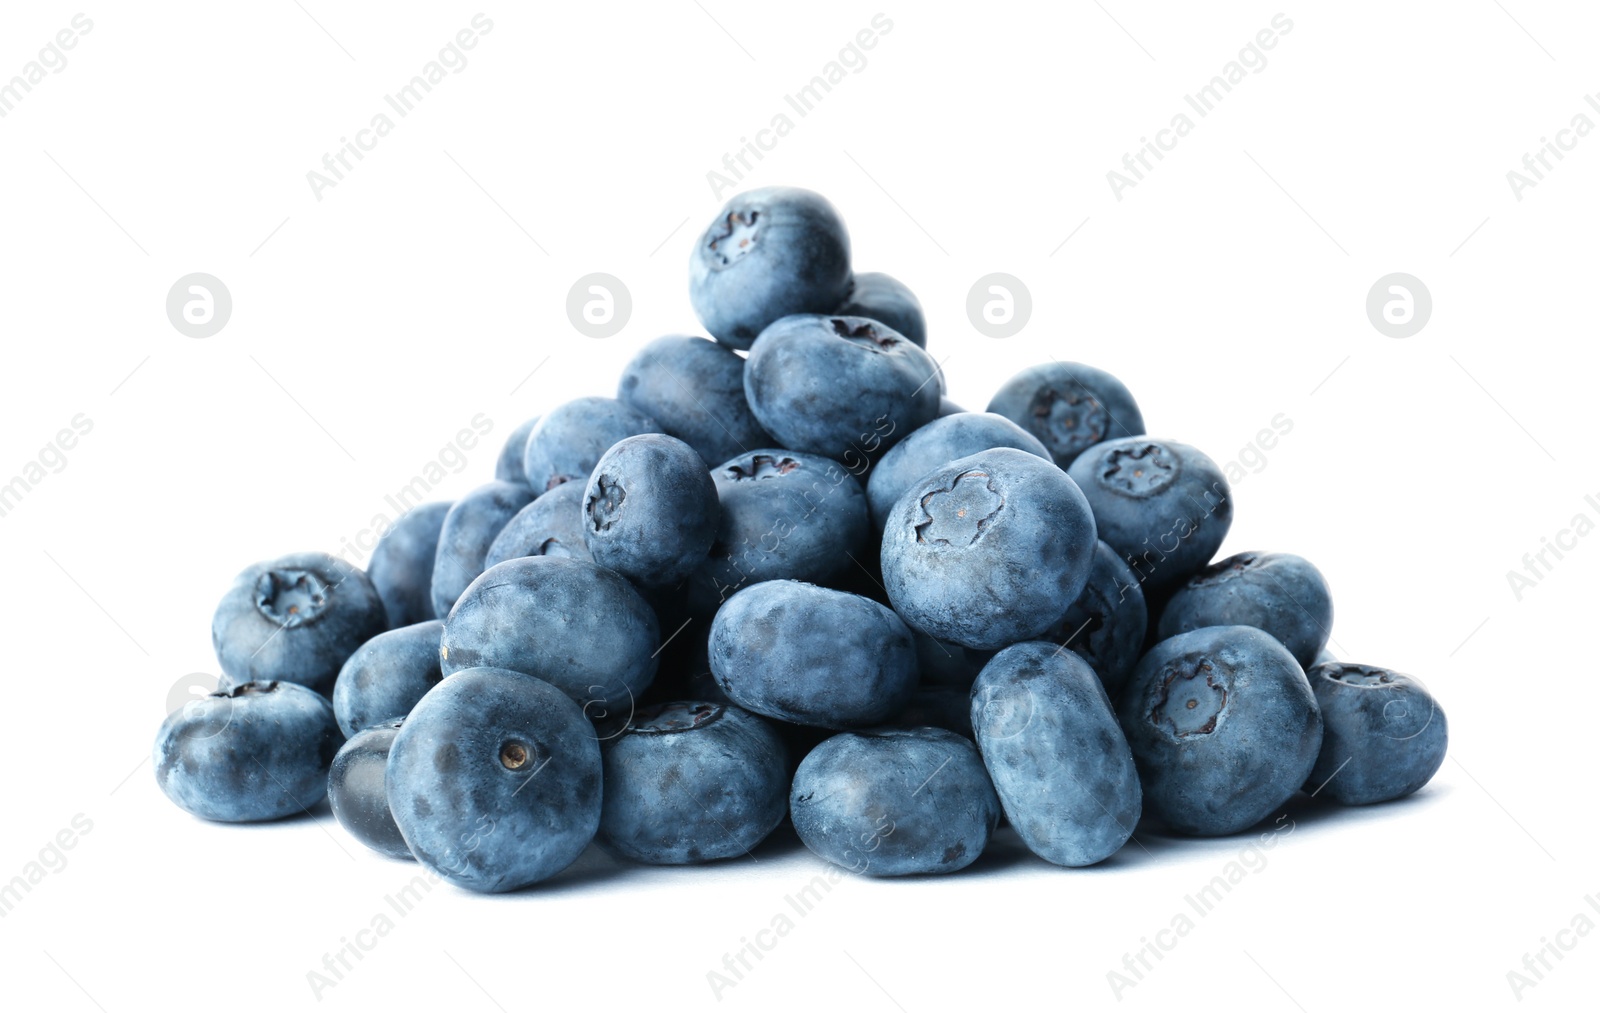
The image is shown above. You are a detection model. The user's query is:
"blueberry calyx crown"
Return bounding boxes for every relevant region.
[704,208,762,269]
[1149,655,1228,738]
[587,474,626,531]
[1098,442,1178,497]
[255,569,331,629]
[1188,552,1261,588]
[1030,385,1110,453]
[1325,663,1398,688]
[630,701,725,734]
[217,680,279,698]
[915,470,1004,547]
[830,317,897,350]
[723,454,801,481]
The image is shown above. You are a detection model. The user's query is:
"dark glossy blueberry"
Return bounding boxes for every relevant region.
[684,450,869,616]
[153,681,342,822]
[1158,552,1333,669]
[429,480,534,619]
[986,362,1144,469]
[211,552,388,696]
[1118,626,1322,836]
[519,396,663,495]
[1066,437,1233,596]
[971,643,1141,865]
[833,271,926,348]
[331,621,444,738]
[599,702,787,864]
[866,412,1052,530]
[881,448,1098,651]
[483,481,590,568]
[328,722,411,860]
[582,434,720,587]
[689,186,852,351]
[385,667,601,892]
[440,557,659,716]
[744,314,941,464]
[790,728,1000,876]
[892,686,974,738]
[494,416,539,487]
[1306,663,1447,805]
[1026,540,1148,697]
[367,502,451,629]
[709,580,918,728]
[617,335,773,466]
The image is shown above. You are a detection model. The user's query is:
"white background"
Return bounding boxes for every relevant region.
[1,2,1595,1010]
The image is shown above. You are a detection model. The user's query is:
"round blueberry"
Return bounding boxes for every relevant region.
[1158,552,1334,669]
[328,722,411,860]
[493,415,540,487]
[866,412,1052,531]
[986,361,1145,468]
[519,396,663,495]
[331,620,444,738]
[429,480,535,619]
[582,434,720,587]
[833,271,927,348]
[367,501,451,629]
[1306,662,1447,805]
[484,481,591,568]
[617,335,773,467]
[1025,539,1149,697]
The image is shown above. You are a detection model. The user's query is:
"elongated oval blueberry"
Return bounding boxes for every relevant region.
[154,681,342,822]
[1118,626,1322,836]
[833,271,926,348]
[385,667,601,892]
[583,434,719,587]
[519,396,663,495]
[866,412,1051,531]
[211,552,388,696]
[429,480,534,619]
[971,643,1141,866]
[1306,662,1447,805]
[484,481,590,568]
[367,501,451,629]
[1159,551,1333,669]
[328,722,411,860]
[987,361,1144,469]
[331,620,444,738]
[708,580,917,729]
[617,335,773,466]
[790,727,1000,876]
[599,702,787,864]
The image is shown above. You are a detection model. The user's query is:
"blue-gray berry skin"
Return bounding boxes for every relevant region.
[599,702,787,864]
[744,314,941,464]
[439,556,659,716]
[834,271,926,348]
[385,667,602,893]
[617,335,773,467]
[971,643,1141,865]
[790,728,1000,876]
[911,629,987,691]
[484,481,591,568]
[986,361,1145,469]
[709,580,918,729]
[582,434,720,587]
[331,621,444,738]
[1034,540,1149,697]
[519,396,663,495]
[429,480,535,619]
[866,412,1053,531]
[211,552,388,696]
[367,502,451,629]
[328,722,411,860]
[690,186,852,351]
[881,447,1098,652]
[1158,552,1333,669]
[154,681,342,822]
[1118,626,1322,836]
[892,686,975,739]
[1066,437,1233,597]
[684,450,869,617]
[1306,662,1446,805]
[494,416,539,487]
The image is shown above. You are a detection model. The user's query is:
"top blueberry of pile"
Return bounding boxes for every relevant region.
[155,185,1449,890]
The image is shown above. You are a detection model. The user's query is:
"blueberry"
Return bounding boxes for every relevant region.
[881,447,1098,651]
[833,271,926,348]
[689,186,852,350]
[892,686,975,739]
[519,396,663,494]
[483,481,591,568]
[790,728,1000,876]
[331,620,444,738]
[598,701,787,864]
[709,580,917,728]
[937,398,966,417]
[1117,626,1322,836]
[1305,662,1447,805]
[211,552,388,696]
[617,335,773,466]
[1026,539,1149,697]
[440,556,659,717]
[866,412,1052,531]
[911,629,986,691]
[428,480,535,619]
[328,722,411,860]
[744,314,940,465]
[494,415,539,487]
[986,362,1144,469]
[1158,552,1334,669]
[582,434,720,587]
[684,449,869,616]
[1066,437,1233,596]
[385,667,602,892]
[153,681,342,822]
[971,643,1141,865]
[367,502,451,629]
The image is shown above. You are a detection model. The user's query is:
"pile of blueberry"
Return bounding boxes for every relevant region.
[155,187,1448,891]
